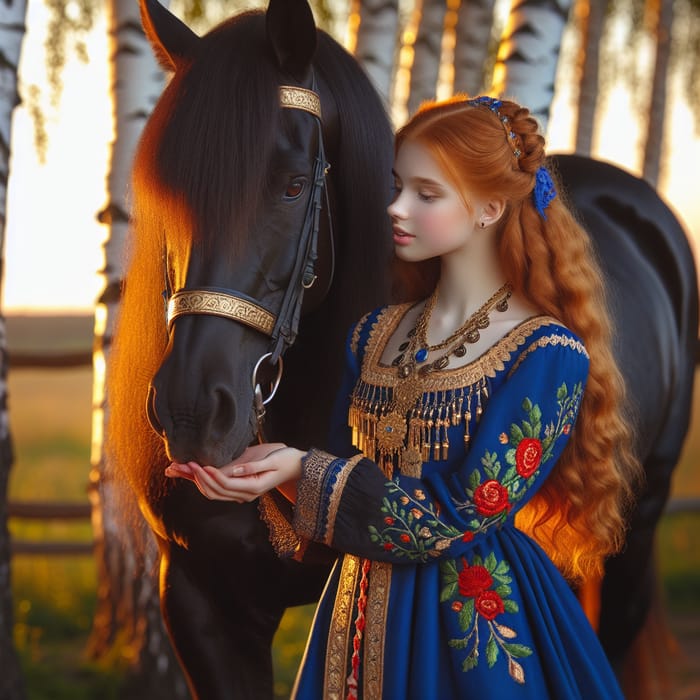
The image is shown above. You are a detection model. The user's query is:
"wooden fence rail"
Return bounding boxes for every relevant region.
[9,500,94,556]
[7,346,94,555]
[6,344,700,556]
[7,496,700,557]
[9,351,93,369]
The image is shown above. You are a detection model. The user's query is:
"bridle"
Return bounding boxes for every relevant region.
[161,83,332,435]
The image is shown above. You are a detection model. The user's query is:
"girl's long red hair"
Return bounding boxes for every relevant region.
[393,97,642,582]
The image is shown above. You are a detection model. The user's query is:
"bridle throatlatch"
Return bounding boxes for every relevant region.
[162,83,330,433]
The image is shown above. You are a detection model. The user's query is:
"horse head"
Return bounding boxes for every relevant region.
[133,0,393,468]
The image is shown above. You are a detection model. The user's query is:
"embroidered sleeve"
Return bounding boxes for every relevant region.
[293,450,364,545]
[317,334,589,563]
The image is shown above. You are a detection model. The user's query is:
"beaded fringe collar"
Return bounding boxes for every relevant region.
[349,284,511,477]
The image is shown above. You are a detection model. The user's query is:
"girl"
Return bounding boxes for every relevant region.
[166,96,640,698]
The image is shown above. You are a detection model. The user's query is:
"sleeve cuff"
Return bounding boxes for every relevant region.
[258,491,308,559]
[293,448,363,546]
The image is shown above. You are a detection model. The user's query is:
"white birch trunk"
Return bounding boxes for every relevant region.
[407,0,446,116]
[642,0,673,187]
[0,0,28,696]
[88,0,187,693]
[349,0,400,107]
[491,0,573,133]
[453,0,498,97]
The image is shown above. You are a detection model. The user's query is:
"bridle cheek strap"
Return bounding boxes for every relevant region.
[268,130,327,363]
[163,83,329,357]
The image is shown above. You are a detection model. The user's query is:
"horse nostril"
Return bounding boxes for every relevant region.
[208,385,237,440]
[146,385,165,436]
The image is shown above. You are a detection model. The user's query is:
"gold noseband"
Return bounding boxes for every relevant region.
[167,290,276,336]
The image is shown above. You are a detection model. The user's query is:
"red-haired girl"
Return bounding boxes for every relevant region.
[167,96,640,698]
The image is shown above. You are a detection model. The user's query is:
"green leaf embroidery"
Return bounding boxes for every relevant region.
[486,634,499,667]
[444,554,533,683]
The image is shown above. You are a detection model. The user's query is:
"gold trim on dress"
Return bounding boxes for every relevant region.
[363,561,392,698]
[324,555,361,699]
[324,455,363,545]
[350,311,370,357]
[257,492,301,558]
[349,311,568,475]
[508,333,589,376]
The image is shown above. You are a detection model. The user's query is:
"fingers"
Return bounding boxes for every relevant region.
[164,444,298,502]
[192,464,247,501]
[164,462,196,482]
[188,462,275,502]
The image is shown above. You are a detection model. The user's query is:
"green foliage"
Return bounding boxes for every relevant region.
[44,0,95,106]
[6,316,700,696]
[12,557,124,700]
[272,604,315,699]
[656,512,700,613]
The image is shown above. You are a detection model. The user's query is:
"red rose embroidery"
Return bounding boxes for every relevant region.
[383,542,394,551]
[400,534,411,543]
[462,531,474,543]
[475,590,505,620]
[515,438,542,478]
[384,516,395,525]
[474,480,511,516]
[458,563,493,598]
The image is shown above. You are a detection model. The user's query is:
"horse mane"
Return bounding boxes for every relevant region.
[106,10,394,525]
[313,31,394,327]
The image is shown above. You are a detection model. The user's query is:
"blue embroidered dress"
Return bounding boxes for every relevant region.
[266,305,623,699]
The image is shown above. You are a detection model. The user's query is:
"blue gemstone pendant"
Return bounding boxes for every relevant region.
[415,347,429,363]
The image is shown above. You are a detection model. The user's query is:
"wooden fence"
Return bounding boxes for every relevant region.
[8,345,95,556]
[6,347,700,557]
[9,501,93,556]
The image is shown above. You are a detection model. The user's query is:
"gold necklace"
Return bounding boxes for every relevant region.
[394,282,512,378]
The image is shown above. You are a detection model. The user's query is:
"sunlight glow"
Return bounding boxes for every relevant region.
[4,3,110,313]
[3,2,698,314]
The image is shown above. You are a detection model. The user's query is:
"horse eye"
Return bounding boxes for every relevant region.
[284,179,305,200]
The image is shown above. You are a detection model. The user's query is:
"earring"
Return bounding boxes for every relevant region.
[479,221,485,228]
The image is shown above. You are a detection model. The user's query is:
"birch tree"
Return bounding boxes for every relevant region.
[573,0,608,155]
[0,0,28,696]
[87,0,188,694]
[491,0,574,133]
[406,0,446,115]
[453,0,498,97]
[642,0,674,186]
[349,0,400,107]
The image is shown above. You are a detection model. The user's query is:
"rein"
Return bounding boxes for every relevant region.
[162,83,331,432]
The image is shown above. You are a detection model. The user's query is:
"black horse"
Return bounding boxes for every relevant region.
[110,1,392,697]
[108,0,698,698]
[551,154,698,679]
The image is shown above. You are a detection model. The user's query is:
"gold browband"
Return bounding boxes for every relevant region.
[167,290,276,336]
[279,86,322,120]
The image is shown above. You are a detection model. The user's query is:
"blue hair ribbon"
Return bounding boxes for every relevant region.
[533,166,556,219]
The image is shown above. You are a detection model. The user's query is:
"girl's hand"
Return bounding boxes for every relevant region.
[164,443,305,503]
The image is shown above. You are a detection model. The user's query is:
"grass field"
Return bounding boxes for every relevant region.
[5,313,700,699]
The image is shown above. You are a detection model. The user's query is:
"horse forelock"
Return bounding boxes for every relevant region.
[114,12,395,506]
[312,32,394,332]
[144,11,283,263]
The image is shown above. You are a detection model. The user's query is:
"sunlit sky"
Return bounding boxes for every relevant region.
[4,1,700,314]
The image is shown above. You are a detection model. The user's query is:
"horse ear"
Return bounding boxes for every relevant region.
[266,0,317,80]
[139,0,199,72]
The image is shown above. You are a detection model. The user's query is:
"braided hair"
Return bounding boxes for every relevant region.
[391,96,641,582]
